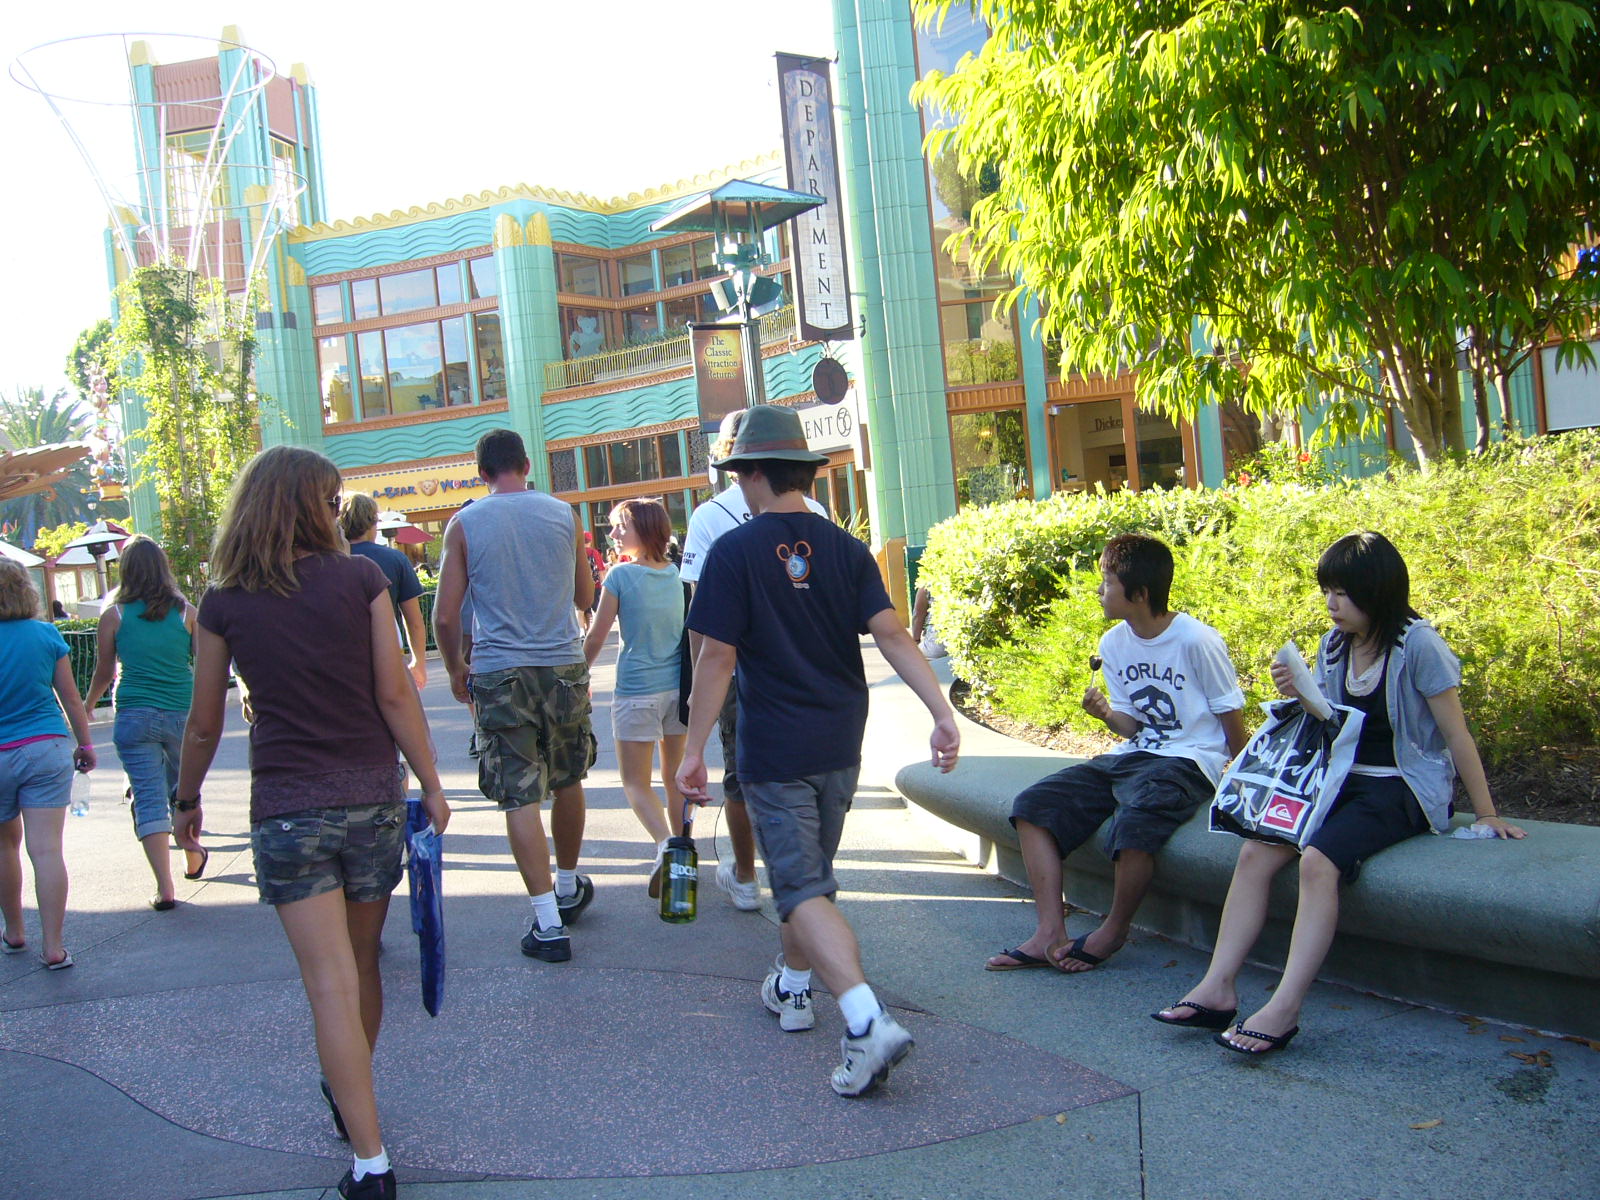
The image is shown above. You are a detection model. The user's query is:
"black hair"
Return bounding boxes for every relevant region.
[730,458,819,495]
[476,428,529,479]
[1316,531,1419,659]
[1100,533,1173,615]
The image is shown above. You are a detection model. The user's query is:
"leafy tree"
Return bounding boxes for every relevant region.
[914,0,1600,469]
[0,387,109,546]
[105,266,261,590]
[32,522,88,561]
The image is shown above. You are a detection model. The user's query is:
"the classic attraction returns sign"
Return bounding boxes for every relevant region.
[777,52,854,344]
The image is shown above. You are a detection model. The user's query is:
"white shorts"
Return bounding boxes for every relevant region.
[611,688,687,743]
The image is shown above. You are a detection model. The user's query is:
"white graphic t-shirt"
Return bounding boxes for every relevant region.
[680,485,827,584]
[1101,613,1245,782]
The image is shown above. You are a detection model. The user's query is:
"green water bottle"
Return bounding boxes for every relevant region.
[659,803,698,923]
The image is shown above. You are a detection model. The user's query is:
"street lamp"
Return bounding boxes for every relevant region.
[650,179,824,410]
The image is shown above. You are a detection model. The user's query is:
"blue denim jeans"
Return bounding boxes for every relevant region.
[0,737,74,822]
[114,707,186,839]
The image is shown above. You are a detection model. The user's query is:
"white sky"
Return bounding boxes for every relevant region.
[0,1,837,396]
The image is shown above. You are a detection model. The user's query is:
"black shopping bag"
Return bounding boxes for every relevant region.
[1211,700,1364,848]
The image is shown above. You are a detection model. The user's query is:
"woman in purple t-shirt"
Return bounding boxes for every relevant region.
[176,446,449,1200]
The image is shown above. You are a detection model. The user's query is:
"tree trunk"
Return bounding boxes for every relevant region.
[1494,369,1517,436]
[1470,368,1491,454]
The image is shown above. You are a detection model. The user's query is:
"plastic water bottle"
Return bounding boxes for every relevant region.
[69,770,92,818]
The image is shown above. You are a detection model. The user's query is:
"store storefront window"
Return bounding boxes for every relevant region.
[357,330,388,419]
[1135,409,1186,488]
[1049,399,1125,492]
[558,253,608,297]
[352,278,379,321]
[619,252,655,296]
[661,239,718,287]
[379,269,436,316]
[659,433,683,478]
[313,284,343,325]
[441,317,471,406]
[623,305,660,343]
[951,409,1030,507]
[467,256,498,299]
[384,322,444,414]
[561,307,610,359]
[941,302,1019,385]
[583,444,609,489]
[318,335,353,423]
[436,263,464,306]
[473,313,506,402]
[1219,401,1263,476]
[608,437,659,486]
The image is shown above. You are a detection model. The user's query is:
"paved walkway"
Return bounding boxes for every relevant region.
[2,638,1595,1199]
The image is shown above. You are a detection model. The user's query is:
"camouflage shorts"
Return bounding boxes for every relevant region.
[717,686,743,805]
[250,802,405,906]
[472,663,596,810]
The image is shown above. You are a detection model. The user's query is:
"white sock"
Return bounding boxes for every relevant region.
[555,868,578,899]
[838,983,880,1037]
[352,1147,390,1180]
[780,963,812,995]
[529,890,561,929]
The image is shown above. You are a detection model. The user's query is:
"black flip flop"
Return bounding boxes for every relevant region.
[1151,1001,1237,1030]
[1051,933,1109,972]
[984,947,1052,972]
[183,847,209,881]
[1215,1023,1300,1055]
[149,896,177,912]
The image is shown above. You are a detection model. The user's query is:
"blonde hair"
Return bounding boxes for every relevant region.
[210,446,345,595]
[339,492,380,542]
[0,558,42,621]
[114,535,187,621]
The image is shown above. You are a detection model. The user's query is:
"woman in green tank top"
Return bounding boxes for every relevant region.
[85,536,205,909]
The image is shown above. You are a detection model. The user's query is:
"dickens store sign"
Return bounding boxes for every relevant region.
[344,463,488,513]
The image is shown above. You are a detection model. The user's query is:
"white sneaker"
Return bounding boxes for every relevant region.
[715,859,761,911]
[761,959,815,1032]
[647,838,668,899]
[831,1011,914,1097]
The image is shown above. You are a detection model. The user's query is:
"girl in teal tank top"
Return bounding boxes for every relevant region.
[84,536,205,909]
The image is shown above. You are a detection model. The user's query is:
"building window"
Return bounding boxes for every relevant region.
[352,278,379,321]
[379,269,437,316]
[1219,402,1262,478]
[1049,399,1126,492]
[941,301,1019,385]
[162,131,225,227]
[623,305,661,343]
[270,137,303,226]
[658,433,683,479]
[474,313,506,402]
[558,253,609,298]
[442,317,471,406]
[357,330,388,419]
[618,252,655,296]
[661,239,718,287]
[561,306,610,359]
[608,437,659,487]
[1137,410,1186,489]
[313,284,343,326]
[951,409,1030,508]
[468,256,498,299]
[436,263,464,306]
[549,449,578,493]
[318,335,353,423]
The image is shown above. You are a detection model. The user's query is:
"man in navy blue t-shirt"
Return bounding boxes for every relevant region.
[678,404,959,1098]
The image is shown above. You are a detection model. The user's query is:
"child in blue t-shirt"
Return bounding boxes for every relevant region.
[677,404,959,1099]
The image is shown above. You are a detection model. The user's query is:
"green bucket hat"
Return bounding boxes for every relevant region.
[710,403,829,468]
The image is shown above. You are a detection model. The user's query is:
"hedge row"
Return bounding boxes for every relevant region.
[918,432,1600,762]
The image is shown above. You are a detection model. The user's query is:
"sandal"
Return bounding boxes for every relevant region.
[1,935,25,955]
[1049,933,1118,973]
[1151,1001,1237,1030]
[183,846,210,881]
[1215,1023,1299,1055]
[41,951,74,971]
[984,947,1053,971]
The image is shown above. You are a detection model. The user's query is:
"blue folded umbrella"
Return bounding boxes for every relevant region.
[405,798,445,1016]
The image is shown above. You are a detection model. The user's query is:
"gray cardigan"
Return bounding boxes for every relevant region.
[1313,620,1463,832]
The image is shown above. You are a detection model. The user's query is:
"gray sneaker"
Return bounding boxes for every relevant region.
[761,961,815,1032]
[831,1011,913,1097]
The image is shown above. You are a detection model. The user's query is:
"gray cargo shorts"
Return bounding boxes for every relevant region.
[743,766,859,920]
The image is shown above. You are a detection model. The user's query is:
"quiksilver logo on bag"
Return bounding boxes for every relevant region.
[1263,795,1308,831]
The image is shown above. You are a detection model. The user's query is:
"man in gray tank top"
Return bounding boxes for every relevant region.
[434,429,597,962]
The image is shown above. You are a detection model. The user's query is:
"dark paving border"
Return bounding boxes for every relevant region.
[0,965,1132,1179]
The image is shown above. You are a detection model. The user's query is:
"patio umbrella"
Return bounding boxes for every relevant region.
[0,540,44,567]
[405,798,445,1016]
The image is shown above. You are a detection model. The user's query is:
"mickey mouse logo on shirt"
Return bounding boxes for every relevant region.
[776,540,812,584]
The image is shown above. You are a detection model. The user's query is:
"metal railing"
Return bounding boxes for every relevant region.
[543,305,798,393]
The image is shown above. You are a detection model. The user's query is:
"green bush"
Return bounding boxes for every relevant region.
[923,432,1600,762]
[54,618,101,633]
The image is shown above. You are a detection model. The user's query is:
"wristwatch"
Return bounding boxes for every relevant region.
[172,795,201,812]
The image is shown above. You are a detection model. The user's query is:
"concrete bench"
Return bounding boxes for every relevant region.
[894,745,1600,1040]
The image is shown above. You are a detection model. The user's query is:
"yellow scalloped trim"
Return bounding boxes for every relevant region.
[286,151,785,242]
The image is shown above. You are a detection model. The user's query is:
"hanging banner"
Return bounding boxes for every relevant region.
[777,52,854,343]
[692,323,748,430]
